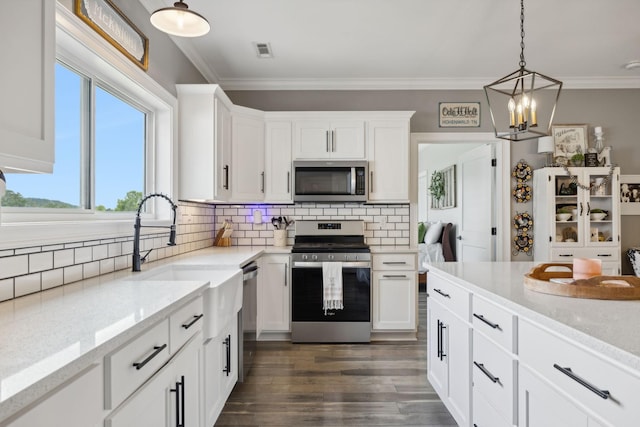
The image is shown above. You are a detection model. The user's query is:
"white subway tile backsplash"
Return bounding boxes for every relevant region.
[108,243,122,258]
[29,252,53,273]
[83,261,100,279]
[0,255,28,280]
[53,249,74,268]
[100,258,115,275]
[75,247,92,264]
[15,247,41,255]
[15,273,41,297]
[93,245,109,261]
[64,265,83,284]
[0,279,14,301]
[42,269,64,291]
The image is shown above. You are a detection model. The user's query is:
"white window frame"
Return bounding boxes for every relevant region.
[0,4,177,249]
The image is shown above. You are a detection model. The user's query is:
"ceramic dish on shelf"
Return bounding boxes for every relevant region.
[590,212,607,221]
[556,213,572,221]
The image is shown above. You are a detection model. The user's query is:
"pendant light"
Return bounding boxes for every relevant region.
[484,0,562,142]
[150,1,210,38]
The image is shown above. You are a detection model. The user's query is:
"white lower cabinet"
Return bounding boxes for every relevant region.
[105,331,202,427]
[203,315,239,427]
[257,254,290,337]
[5,363,103,427]
[371,253,417,331]
[427,274,471,427]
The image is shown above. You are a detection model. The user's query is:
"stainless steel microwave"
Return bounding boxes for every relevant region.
[293,160,368,202]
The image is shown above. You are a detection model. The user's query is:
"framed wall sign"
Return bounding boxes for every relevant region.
[551,124,588,165]
[620,175,640,215]
[74,0,149,71]
[439,102,480,128]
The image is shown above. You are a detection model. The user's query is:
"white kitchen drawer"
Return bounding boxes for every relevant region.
[104,318,170,410]
[427,274,470,322]
[373,253,416,271]
[473,393,512,427]
[472,331,516,425]
[551,247,619,262]
[472,294,517,353]
[519,319,640,427]
[170,296,204,354]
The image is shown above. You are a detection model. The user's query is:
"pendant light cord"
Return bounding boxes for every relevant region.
[519,0,526,68]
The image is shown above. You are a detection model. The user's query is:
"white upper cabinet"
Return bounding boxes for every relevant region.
[293,117,365,159]
[231,106,265,202]
[264,118,293,203]
[177,84,233,202]
[0,0,55,173]
[367,117,412,202]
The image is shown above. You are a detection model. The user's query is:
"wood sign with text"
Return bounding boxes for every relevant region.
[439,102,480,128]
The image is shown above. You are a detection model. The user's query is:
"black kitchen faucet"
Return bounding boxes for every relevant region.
[132,193,177,272]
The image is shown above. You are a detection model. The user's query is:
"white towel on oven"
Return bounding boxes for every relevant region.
[322,261,343,314]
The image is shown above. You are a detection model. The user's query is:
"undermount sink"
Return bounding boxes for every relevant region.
[136,264,243,338]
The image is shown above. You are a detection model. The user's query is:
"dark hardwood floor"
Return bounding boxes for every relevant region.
[215,291,456,426]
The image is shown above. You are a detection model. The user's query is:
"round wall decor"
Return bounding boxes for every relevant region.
[513,183,532,203]
[512,160,532,182]
[514,211,533,232]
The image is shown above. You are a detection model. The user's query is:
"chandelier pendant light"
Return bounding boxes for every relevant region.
[484,0,562,142]
[150,1,210,38]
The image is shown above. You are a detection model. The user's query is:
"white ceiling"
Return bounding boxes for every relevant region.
[140,0,640,90]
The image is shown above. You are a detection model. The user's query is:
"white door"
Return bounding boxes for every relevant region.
[459,144,494,261]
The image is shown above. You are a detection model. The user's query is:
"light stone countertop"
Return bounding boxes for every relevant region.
[0,245,285,423]
[427,261,640,373]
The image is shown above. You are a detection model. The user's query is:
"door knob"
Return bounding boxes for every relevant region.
[457,236,462,240]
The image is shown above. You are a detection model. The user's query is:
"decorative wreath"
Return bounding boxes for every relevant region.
[513,232,534,255]
[513,183,532,203]
[514,212,533,232]
[512,160,532,182]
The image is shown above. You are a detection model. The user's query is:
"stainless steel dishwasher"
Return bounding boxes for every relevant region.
[238,261,258,382]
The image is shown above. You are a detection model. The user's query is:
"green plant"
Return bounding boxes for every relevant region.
[591,208,605,213]
[570,153,584,166]
[428,171,445,201]
[557,207,573,214]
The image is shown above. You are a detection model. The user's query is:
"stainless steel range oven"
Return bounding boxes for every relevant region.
[291,220,371,343]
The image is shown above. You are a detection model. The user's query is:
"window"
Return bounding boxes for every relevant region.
[1,62,147,211]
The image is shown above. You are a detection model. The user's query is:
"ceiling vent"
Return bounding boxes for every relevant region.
[253,42,273,58]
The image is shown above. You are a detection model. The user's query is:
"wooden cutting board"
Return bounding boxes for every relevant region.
[524,263,640,300]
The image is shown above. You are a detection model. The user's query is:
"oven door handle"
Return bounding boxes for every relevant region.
[292,261,371,268]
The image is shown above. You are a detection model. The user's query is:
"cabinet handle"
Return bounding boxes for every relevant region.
[383,274,407,278]
[223,335,232,376]
[370,171,374,193]
[223,165,230,190]
[586,202,591,216]
[434,288,451,298]
[473,313,501,330]
[261,171,265,193]
[597,253,612,257]
[132,343,167,370]
[287,171,290,193]
[558,254,573,257]
[553,364,610,399]
[437,320,447,360]
[332,130,335,152]
[170,375,185,427]
[383,261,407,265]
[181,313,204,329]
[474,361,500,384]
[285,263,288,286]
[326,131,330,152]
[579,202,584,216]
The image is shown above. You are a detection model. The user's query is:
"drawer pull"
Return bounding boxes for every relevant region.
[558,254,573,257]
[182,313,204,329]
[437,320,447,360]
[473,313,501,330]
[170,375,185,427]
[597,254,612,257]
[553,364,610,399]
[434,288,450,298]
[474,361,500,384]
[382,261,407,265]
[383,274,407,278]
[132,343,167,370]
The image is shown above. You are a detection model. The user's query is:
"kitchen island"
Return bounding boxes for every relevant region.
[426,261,640,427]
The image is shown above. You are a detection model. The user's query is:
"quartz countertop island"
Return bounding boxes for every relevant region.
[426,261,640,372]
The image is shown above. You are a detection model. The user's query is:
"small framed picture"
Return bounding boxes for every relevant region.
[552,124,588,165]
[620,175,640,215]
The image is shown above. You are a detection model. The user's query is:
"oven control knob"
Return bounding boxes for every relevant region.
[302,254,308,261]
[312,254,318,261]
[328,254,334,260]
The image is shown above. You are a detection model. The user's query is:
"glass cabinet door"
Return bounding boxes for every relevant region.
[552,172,581,245]
[584,168,618,247]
